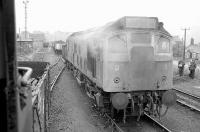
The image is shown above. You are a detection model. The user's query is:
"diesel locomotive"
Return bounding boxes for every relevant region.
[62,16,177,122]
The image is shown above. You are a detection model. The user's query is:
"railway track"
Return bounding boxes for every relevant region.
[104,113,124,132]
[100,88,200,132]
[173,88,200,112]
[143,113,172,132]
[103,112,172,132]
[49,57,66,91]
[49,57,65,85]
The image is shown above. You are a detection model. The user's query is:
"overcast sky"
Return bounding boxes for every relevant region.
[15,0,200,44]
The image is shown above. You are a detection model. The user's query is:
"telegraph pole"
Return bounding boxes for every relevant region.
[19,28,21,55]
[182,28,190,61]
[23,0,29,39]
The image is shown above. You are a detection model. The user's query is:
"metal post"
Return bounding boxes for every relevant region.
[183,30,186,60]
[178,40,179,56]
[19,28,21,55]
[182,28,190,61]
[23,0,29,39]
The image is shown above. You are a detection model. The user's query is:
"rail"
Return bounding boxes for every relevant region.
[30,57,65,132]
[49,57,62,69]
[48,57,66,91]
[173,88,200,112]
[49,64,65,91]
[144,113,172,132]
[104,113,124,132]
[47,56,66,123]
[103,112,172,132]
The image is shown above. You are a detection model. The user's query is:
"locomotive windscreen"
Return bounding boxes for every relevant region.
[156,36,170,53]
[125,17,158,29]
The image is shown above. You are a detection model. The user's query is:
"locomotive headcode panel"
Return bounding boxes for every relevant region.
[63,16,176,121]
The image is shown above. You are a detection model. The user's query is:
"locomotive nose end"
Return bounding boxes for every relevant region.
[111,93,129,110]
[162,90,177,107]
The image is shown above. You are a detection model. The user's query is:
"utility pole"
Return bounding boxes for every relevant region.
[182,28,190,61]
[23,0,29,39]
[19,28,21,55]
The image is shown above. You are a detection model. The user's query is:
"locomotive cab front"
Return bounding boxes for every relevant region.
[103,17,176,118]
[153,33,177,108]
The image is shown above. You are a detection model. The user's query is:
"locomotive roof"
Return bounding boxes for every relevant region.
[68,16,171,40]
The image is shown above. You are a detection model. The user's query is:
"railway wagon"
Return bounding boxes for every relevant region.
[53,43,63,54]
[62,16,177,122]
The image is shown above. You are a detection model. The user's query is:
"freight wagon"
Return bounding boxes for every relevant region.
[53,43,64,54]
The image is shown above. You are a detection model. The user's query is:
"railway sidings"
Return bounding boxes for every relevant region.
[174,88,200,112]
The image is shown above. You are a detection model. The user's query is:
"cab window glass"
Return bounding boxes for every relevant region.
[157,37,170,53]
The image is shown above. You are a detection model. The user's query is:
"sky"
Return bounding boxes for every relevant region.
[15,0,200,44]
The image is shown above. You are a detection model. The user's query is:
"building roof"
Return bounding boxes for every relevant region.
[16,38,33,42]
[186,44,200,53]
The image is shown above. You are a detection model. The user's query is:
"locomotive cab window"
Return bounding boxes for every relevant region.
[156,36,170,53]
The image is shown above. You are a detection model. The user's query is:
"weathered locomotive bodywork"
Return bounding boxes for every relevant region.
[63,16,176,121]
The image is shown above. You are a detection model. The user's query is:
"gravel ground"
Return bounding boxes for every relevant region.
[167,60,200,132]
[118,116,167,132]
[157,103,200,132]
[174,78,200,97]
[48,70,110,132]
[173,60,200,97]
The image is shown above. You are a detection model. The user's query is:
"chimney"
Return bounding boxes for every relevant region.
[190,38,194,45]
